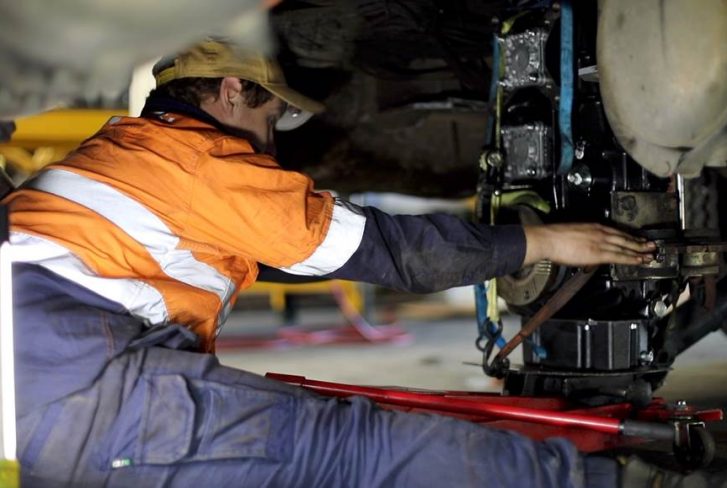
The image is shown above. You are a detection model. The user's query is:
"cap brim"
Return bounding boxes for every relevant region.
[262,83,325,114]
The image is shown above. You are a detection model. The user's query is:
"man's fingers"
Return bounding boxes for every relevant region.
[594,242,654,265]
[530,223,658,267]
[595,224,656,248]
[598,243,643,257]
[602,234,656,253]
[599,249,647,265]
[594,224,634,238]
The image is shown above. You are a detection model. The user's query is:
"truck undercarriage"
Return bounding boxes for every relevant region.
[270,0,727,407]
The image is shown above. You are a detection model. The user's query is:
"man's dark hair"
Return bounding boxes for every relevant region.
[150,78,273,108]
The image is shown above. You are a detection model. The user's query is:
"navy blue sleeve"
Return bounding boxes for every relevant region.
[256,263,329,283]
[325,206,526,293]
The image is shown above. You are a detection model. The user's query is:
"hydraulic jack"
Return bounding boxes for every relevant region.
[267,373,723,469]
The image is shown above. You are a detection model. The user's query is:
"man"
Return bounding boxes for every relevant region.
[1,39,705,488]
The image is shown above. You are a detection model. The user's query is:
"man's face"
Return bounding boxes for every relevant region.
[200,77,286,156]
[229,95,286,156]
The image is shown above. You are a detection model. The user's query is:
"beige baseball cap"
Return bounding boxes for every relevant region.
[153,39,324,114]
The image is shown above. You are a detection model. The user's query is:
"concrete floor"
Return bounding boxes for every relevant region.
[217,301,727,470]
[218,305,727,398]
[217,306,504,391]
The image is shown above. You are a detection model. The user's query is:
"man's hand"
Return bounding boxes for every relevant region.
[523,224,656,267]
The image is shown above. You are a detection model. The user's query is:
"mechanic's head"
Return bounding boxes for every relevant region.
[151,39,323,155]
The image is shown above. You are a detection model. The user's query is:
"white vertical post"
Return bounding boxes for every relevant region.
[676,175,687,231]
[0,240,16,461]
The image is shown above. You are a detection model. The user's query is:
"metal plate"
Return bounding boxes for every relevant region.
[502,29,551,90]
[501,123,553,181]
[610,192,678,229]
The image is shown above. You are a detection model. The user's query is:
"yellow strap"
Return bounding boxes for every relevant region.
[499,190,552,214]
[487,191,503,322]
[486,11,533,325]
[501,12,528,35]
[486,190,551,323]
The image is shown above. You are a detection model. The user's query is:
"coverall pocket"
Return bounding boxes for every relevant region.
[184,377,296,463]
[137,374,196,464]
[97,374,195,468]
[100,372,296,469]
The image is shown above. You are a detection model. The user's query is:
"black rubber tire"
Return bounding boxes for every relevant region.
[674,424,716,470]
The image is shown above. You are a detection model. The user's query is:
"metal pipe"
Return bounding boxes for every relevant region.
[677,175,686,230]
[0,207,16,461]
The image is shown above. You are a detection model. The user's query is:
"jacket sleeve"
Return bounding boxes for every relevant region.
[257,197,527,293]
[323,203,526,293]
[188,144,338,269]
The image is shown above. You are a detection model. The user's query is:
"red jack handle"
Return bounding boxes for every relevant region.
[266,373,676,441]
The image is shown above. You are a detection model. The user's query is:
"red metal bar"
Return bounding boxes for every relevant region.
[632,399,724,423]
[266,373,624,434]
[266,374,722,453]
[695,409,724,422]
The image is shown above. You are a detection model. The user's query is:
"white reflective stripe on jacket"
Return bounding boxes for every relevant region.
[280,199,366,276]
[24,168,237,326]
[10,231,169,325]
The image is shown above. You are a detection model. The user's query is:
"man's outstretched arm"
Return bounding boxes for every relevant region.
[265,198,654,293]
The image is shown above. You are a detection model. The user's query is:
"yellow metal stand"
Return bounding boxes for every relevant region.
[0,459,19,488]
[7,109,122,148]
[245,280,364,314]
[0,109,123,174]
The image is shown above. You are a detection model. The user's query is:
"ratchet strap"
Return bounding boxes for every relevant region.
[557,0,575,174]
[492,265,597,370]
[0,205,19,488]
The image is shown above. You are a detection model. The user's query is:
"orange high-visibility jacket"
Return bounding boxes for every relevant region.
[5,113,366,352]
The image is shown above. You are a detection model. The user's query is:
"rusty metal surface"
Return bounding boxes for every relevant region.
[610,192,679,229]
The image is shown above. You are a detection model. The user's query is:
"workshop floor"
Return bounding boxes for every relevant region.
[218,303,727,398]
[217,300,727,470]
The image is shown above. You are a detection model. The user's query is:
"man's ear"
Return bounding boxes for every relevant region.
[220,77,244,109]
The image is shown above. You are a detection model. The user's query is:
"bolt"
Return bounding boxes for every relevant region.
[639,350,654,365]
[485,151,504,168]
[567,172,584,186]
[478,153,488,171]
[575,142,586,160]
[653,301,669,317]
[566,165,593,189]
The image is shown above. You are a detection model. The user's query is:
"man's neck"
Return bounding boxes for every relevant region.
[140,94,263,152]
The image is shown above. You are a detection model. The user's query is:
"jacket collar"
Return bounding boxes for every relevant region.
[141,94,262,151]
